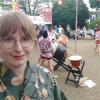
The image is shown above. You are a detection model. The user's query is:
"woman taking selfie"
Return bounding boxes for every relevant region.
[0,12,67,100]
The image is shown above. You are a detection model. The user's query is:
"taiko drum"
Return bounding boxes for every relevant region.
[69,55,82,68]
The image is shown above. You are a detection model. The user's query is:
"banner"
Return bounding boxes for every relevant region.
[40,7,52,24]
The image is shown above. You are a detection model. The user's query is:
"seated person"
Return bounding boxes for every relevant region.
[57,34,68,47]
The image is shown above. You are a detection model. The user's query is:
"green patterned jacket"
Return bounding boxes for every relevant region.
[0,62,67,100]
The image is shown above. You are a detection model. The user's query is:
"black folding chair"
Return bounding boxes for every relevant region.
[53,44,69,71]
[65,60,85,87]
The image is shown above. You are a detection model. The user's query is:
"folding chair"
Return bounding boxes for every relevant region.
[53,44,69,71]
[65,56,85,87]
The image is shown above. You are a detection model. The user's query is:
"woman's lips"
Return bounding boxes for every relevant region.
[13,55,25,60]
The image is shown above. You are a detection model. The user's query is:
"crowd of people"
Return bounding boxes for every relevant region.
[36,24,68,79]
[35,24,100,78]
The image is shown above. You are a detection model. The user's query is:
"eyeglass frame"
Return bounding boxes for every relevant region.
[0,35,35,49]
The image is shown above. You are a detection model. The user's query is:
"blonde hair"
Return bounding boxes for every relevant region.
[0,12,36,38]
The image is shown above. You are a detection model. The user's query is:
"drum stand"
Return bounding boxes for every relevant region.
[65,61,85,87]
[53,58,69,71]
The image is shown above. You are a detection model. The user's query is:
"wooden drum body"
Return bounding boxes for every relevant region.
[69,55,82,68]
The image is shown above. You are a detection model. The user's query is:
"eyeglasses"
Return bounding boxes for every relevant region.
[0,35,33,49]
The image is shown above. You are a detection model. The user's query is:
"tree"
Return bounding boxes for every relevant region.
[52,0,89,29]
[89,0,100,8]
[19,0,55,15]
[0,0,12,11]
[86,18,100,29]
[89,0,100,18]
[0,0,55,15]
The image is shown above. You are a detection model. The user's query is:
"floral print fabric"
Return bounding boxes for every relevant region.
[39,37,53,59]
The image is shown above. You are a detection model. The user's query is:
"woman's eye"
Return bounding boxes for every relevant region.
[22,36,32,41]
[3,37,14,42]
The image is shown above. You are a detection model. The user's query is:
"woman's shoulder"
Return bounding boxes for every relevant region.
[32,64,51,75]
[29,63,51,76]
[28,63,53,84]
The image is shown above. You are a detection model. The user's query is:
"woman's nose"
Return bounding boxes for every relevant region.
[14,41,23,51]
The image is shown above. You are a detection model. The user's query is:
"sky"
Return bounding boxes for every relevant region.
[83,0,96,11]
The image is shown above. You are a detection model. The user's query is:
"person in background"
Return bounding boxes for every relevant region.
[57,34,68,47]
[53,25,59,39]
[58,25,64,36]
[35,25,40,38]
[82,26,86,38]
[54,25,58,33]
[48,27,57,43]
[38,30,54,75]
[66,24,71,38]
[0,12,67,100]
[95,27,100,55]
[93,25,98,39]
[38,26,44,38]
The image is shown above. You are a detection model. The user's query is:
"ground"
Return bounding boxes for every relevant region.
[31,39,100,100]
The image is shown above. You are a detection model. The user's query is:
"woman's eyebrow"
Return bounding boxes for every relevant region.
[4,35,14,37]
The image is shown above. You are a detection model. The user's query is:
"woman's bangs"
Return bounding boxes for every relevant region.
[0,12,35,38]
[9,19,31,36]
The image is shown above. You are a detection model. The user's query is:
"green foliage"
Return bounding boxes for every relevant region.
[19,0,55,15]
[87,18,100,29]
[52,0,89,29]
[0,0,12,11]
[19,0,26,13]
[0,0,55,15]
[89,0,100,8]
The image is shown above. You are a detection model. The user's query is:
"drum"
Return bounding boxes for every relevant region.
[69,55,82,68]
[53,43,67,62]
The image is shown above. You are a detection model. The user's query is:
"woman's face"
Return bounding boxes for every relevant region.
[0,31,34,68]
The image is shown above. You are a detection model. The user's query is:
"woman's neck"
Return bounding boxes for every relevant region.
[13,64,26,78]
[6,63,27,79]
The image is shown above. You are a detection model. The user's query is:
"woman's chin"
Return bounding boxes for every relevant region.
[11,60,27,67]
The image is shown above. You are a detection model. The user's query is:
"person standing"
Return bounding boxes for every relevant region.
[82,26,86,38]
[58,25,64,36]
[48,27,57,43]
[66,24,71,38]
[38,30,55,76]
[95,28,100,55]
